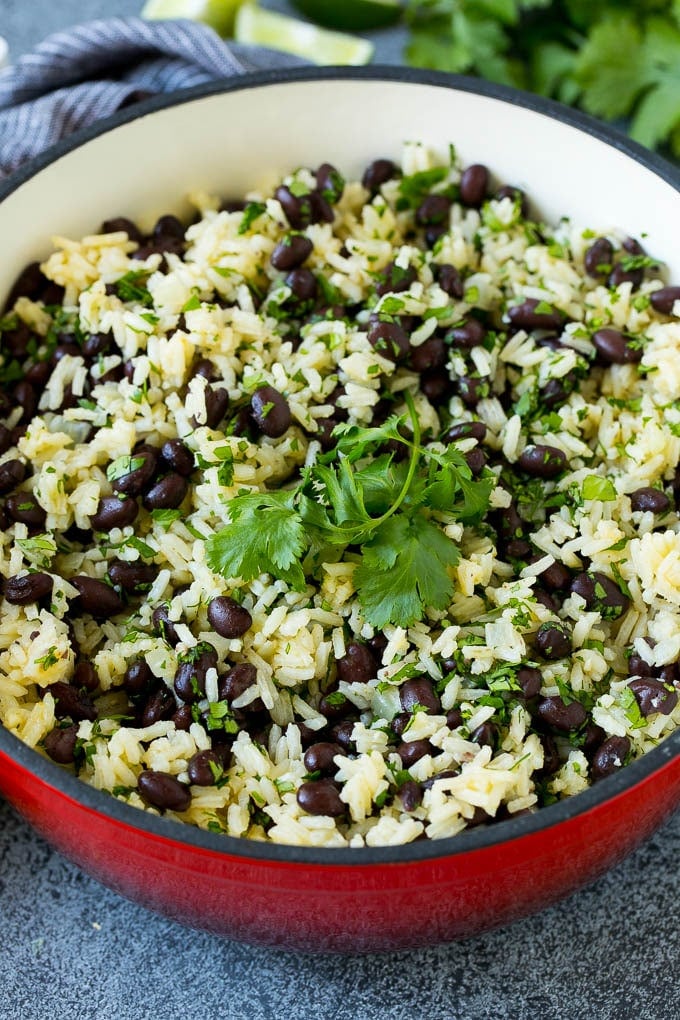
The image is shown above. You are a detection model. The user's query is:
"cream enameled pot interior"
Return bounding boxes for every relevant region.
[2,74,680,308]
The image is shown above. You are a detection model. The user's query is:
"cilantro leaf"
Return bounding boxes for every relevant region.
[354,514,460,629]
[205,491,307,589]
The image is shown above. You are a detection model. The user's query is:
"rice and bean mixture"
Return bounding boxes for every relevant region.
[2,143,680,848]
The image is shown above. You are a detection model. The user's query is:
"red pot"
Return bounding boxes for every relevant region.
[2,722,679,951]
[1,69,680,952]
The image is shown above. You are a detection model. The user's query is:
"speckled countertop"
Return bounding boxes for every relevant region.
[1,3,679,1017]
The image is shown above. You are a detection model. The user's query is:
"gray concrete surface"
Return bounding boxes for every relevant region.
[1,3,679,1018]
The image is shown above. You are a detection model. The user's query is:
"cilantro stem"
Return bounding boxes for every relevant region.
[368,390,422,529]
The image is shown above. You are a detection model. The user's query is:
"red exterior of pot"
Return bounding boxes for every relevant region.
[2,745,679,953]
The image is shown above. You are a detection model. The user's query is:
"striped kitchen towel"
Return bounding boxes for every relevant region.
[0,16,305,178]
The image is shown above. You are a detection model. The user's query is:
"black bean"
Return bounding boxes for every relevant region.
[3,261,48,309]
[4,571,53,605]
[5,493,46,529]
[582,723,607,757]
[495,185,529,216]
[443,420,487,444]
[608,262,643,290]
[152,214,185,254]
[271,234,313,271]
[160,439,194,477]
[421,369,454,405]
[362,158,396,194]
[517,444,566,479]
[208,595,252,639]
[422,768,460,790]
[410,335,447,372]
[457,375,488,406]
[398,739,436,767]
[584,237,614,278]
[376,260,417,297]
[590,735,631,781]
[43,723,79,764]
[143,472,188,511]
[445,317,485,349]
[172,705,193,731]
[570,571,630,619]
[367,317,410,363]
[141,687,177,726]
[152,606,180,646]
[174,643,218,704]
[137,770,191,812]
[188,749,227,786]
[316,162,345,204]
[49,681,98,722]
[336,642,375,686]
[70,576,124,618]
[274,185,314,229]
[297,778,345,816]
[628,652,654,678]
[303,741,342,775]
[592,327,642,365]
[628,678,678,717]
[251,385,291,438]
[540,561,572,591]
[459,164,489,207]
[391,712,411,738]
[96,364,125,386]
[123,660,154,697]
[90,495,138,531]
[446,708,463,729]
[465,448,487,477]
[318,689,350,720]
[218,662,258,704]
[199,386,229,430]
[436,264,464,299]
[471,722,498,747]
[629,487,670,514]
[540,377,573,410]
[101,216,144,243]
[534,589,559,613]
[399,780,423,812]
[0,459,26,496]
[658,663,679,687]
[110,446,158,498]
[286,267,317,302]
[12,380,38,424]
[25,361,52,390]
[650,286,680,315]
[193,358,220,381]
[507,298,565,332]
[517,667,543,699]
[537,695,587,732]
[416,194,451,227]
[535,621,572,660]
[330,720,355,751]
[73,661,99,693]
[51,343,82,365]
[82,333,112,360]
[108,559,156,594]
[399,677,440,714]
[537,734,562,776]
[0,426,12,455]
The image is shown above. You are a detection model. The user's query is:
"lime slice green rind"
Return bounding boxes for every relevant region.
[290,0,402,32]
[234,4,374,66]
[141,0,245,37]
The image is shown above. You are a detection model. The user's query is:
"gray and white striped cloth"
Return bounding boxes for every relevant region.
[0,16,305,178]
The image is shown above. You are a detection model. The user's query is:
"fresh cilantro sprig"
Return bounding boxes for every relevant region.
[404,1,680,158]
[206,394,494,629]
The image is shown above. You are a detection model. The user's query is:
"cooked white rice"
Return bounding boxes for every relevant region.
[1,142,680,847]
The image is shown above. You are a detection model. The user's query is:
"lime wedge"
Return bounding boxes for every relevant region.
[291,0,402,32]
[141,0,245,37]
[234,4,374,65]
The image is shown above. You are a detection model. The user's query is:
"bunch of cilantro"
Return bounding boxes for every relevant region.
[405,1,680,157]
[206,395,494,629]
